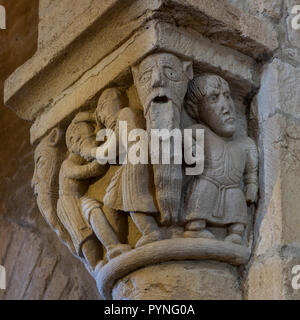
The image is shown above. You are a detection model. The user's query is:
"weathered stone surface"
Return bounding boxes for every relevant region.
[246,251,300,300]
[257,59,300,122]
[0,218,100,300]
[38,0,94,50]
[112,261,242,300]
[4,231,43,300]
[5,0,163,121]
[258,113,300,247]
[250,0,283,19]
[228,0,283,20]
[30,21,258,144]
[23,252,58,300]
[287,0,300,48]
[4,0,277,127]
[255,173,282,256]
[246,255,284,300]
[166,0,278,56]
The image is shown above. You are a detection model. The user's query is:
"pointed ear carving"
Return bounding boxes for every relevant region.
[48,128,61,147]
[183,61,194,80]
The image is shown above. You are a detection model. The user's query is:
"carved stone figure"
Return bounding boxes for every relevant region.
[183,74,258,244]
[81,197,131,262]
[58,103,131,268]
[130,53,193,244]
[32,128,75,253]
[93,87,163,248]
[57,114,106,269]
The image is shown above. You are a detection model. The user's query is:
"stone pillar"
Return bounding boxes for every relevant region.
[7,0,300,301]
[96,238,249,300]
[112,261,242,300]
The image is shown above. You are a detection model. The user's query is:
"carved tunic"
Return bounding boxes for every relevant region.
[183,124,258,226]
[103,107,158,213]
[57,156,104,256]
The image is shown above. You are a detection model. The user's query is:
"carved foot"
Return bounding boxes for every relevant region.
[135,230,167,248]
[224,234,243,245]
[107,244,132,260]
[184,229,215,239]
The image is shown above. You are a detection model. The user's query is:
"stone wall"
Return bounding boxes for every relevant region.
[227,0,300,300]
[0,0,100,300]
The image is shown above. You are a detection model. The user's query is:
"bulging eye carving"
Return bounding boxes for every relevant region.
[139,70,152,84]
[164,67,179,81]
[210,94,219,103]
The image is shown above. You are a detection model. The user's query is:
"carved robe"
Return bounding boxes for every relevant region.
[103,107,158,213]
[183,124,258,226]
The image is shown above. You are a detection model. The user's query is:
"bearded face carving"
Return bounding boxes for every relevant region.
[132,53,193,226]
[132,53,193,132]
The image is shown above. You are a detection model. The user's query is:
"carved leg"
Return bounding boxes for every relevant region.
[225,223,245,245]
[130,212,167,247]
[81,197,131,260]
[82,236,102,269]
[55,221,76,254]
[184,219,215,239]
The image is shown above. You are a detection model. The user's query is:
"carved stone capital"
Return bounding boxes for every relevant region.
[4,0,274,300]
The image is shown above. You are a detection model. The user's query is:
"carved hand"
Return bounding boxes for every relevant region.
[246,183,258,206]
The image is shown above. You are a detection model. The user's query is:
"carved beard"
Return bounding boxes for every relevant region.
[146,100,183,226]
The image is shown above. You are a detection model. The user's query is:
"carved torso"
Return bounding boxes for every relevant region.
[182,123,256,226]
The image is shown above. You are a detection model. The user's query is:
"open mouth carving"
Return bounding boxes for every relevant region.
[153,96,169,104]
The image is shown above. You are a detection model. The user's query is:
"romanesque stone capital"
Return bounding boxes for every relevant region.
[7,0,296,301]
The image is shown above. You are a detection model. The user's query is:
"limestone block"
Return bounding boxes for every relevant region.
[0,226,27,291]
[229,0,283,20]
[286,0,300,48]
[0,219,100,300]
[38,0,94,50]
[259,113,282,217]
[256,173,282,256]
[167,0,278,56]
[4,231,43,300]
[0,226,26,300]
[42,262,70,300]
[112,261,242,300]
[257,59,300,122]
[29,21,258,144]
[249,0,283,19]
[246,255,284,300]
[23,252,58,300]
[246,252,300,300]
[256,113,300,253]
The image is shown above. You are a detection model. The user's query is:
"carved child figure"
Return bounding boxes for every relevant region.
[183,74,258,244]
[57,115,107,269]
